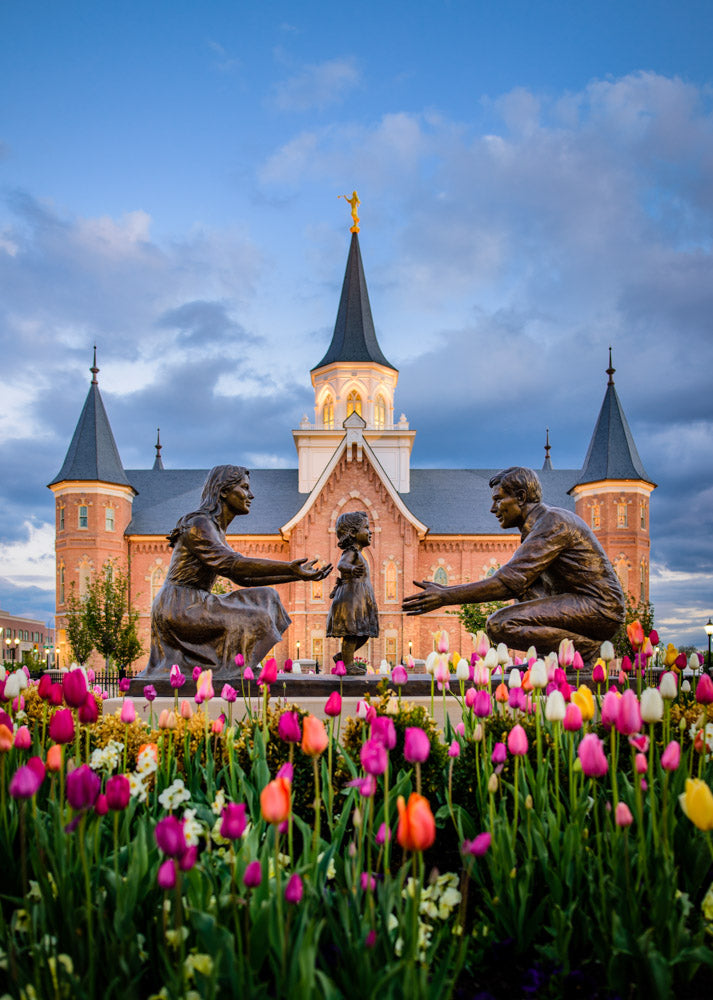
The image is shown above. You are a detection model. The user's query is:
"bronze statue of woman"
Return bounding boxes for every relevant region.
[143,465,331,679]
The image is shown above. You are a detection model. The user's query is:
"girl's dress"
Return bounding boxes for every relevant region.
[326,549,379,638]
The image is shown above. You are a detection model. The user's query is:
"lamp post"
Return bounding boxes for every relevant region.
[13,638,20,662]
[4,637,9,662]
[56,646,61,670]
[705,618,713,676]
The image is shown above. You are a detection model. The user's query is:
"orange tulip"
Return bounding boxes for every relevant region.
[521,669,533,692]
[46,744,63,772]
[494,682,509,703]
[0,723,13,752]
[138,742,159,763]
[397,793,436,852]
[301,714,328,757]
[260,776,291,824]
[626,620,644,651]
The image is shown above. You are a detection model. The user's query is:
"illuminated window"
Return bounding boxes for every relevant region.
[346,390,362,417]
[78,505,88,529]
[375,395,386,430]
[591,503,601,530]
[59,507,65,531]
[79,563,91,599]
[59,565,65,604]
[312,578,323,601]
[322,395,334,429]
[640,505,646,530]
[150,566,166,602]
[640,562,647,601]
[434,567,448,586]
[385,636,397,666]
[312,637,323,664]
[616,502,628,528]
[385,561,397,601]
[105,507,115,531]
[614,556,629,592]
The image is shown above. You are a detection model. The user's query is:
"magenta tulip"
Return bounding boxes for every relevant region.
[66,764,101,810]
[371,716,396,750]
[507,724,528,756]
[278,710,302,744]
[243,666,254,681]
[158,858,177,889]
[474,690,492,718]
[221,684,237,703]
[347,775,377,797]
[360,739,388,776]
[49,708,75,744]
[9,759,45,798]
[120,699,136,724]
[37,674,53,700]
[169,665,186,688]
[448,739,460,758]
[491,742,507,765]
[404,727,430,763]
[577,734,608,777]
[155,815,187,858]
[258,658,278,687]
[563,704,583,732]
[285,873,303,903]
[462,832,491,856]
[283,659,293,673]
[696,673,713,705]
[324,692,342,717]
[601,690,620,727]
[616,690,642,735]
[221,802,248,840]
[243,860,262,887]
[106,774,131,810]
[592,662,606,684]
[63,668,88,709]
[119,677,131,693]
[661,741,681,771]
[391,664,408,686]
[13,726,31,750]
[78,692,98,724]
[331,660,347,677]
[143,684,157,703]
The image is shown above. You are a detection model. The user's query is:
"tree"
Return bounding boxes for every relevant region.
[452,600,509,636]
[64,584,95,665]
[83,561,143,672]
[611,594,655,659]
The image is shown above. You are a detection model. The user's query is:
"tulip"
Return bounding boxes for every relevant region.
[285,873,303,903]
[283,658,293,673]
[563,704,583,732]
[572,686,595,722]
[558,638,575,668]
[143,684,157,703]
[397,792,436,851]
[192,666,202,682]
[196,669,215,701]
[169,664,185,688]
[465,687,477,708]
[529,659,548,689]
[434,630,449,654]
[93,793,108,816]
[615,802,633,827]
[155,815,188,857]
[674,652,687,673]
[260,777,291,824]
[491,742,507,765]
[696,673,713,705]
[600,690,620,727]
[640,687,664,723]
[348,775,377,797]
[627,620,644,650]
[483,647,498,671]
[9,758,45,798]
[661,741,681,771]
[158,858,177,889]
[578,733,608,777]
[391,664,408,686]
[572,651,584,672]
[37,674,53,700]
[48,683,64,706]
[49,708,75,744]
[79,692,98,724]
[424,651,439,676]
[180,699,193,720]
[361,739,388,776]
[278,710,301,744]
[212,716,225,735]
[434,660,450,690]
[404,727,430,763]
[545,690,566,722]
[4,672,22,700]
[616,690,642,735]
[508,668,522,689]
[507,724,528,756]
[13,726,31,750]
[119,677,132,693]
[496,642,510,665]
[46,744,63,771]
[221,802,248,840]
[258,659,277,687]
[600,641,615,663]
[678,778,713,831]
[634,752,647,775]
[462,832,491,856]
[371,716,396,749]
[448,739,460,758]
[67,764,101,810]
[106,774,131,810]
[235,654,245,668]
[276,761,293,783]
[301,714,328,756]
[659,672,677,700]
[120,699,136,724]
[61,668,87,709]
[331,659,347,677]
[472,631,490,659]
[324,692,342,717]
[592,660,606,685]
[243,860,262,888]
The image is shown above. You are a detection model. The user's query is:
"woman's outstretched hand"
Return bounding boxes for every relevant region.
[291,558,333,581]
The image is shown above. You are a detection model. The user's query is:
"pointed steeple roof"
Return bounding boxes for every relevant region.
[542,428,553,470]
[573,350,654,489]
[312,232,396,371]
[152,428,164,470]
[49,349,132,488]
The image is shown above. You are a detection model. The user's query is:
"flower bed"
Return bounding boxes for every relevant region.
[1,631,712,999]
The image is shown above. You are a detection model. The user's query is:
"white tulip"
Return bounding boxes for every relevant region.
[455,658,470,681]
[659,672,678,701]
[424,651,439,676]
[4,672,21,699]
[545,690,566,722]
[640,687,664,723]
[688,654,701,672]
[0,665,5,681]
[496,643,510,665]
[681,679,691,693]
[483,648,498,670]
[525,646,537,663]
[508,668,522,689]
[529,659,548,690]
[600,641,615,662]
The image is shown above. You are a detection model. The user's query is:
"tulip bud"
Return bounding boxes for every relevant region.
[508,668,522,689]
[180,699,193,719]
[600,641,615,663]
[615,802,633,827]
[681,679,691,694]
[487,773,499,793]
[640,687,663,723]
[455,658,470,681]
[483,648,498,671]
[545,690,566,722]
[529,659,548,690]
[496,643,510,666]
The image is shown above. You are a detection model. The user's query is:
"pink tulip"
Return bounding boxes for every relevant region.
[13,725,31,750]
[180,699,193,719]
[491,742,507,765]
[94,793,108,816]
[79,692,99,724]
[243,860,262,887]
[472,662,490,686]
[462,832,491,856]
[507,724,528,756]
[456,721,466,737]
[361,739,388,776]
[283,659,293,673]
[434,661,450,690]
[376,822,391,845]
[63,668,88,709]
[448,739,460,758]
[347,775,377,797]
[465,687,477,708]
[49,708,75,744]
[120,699,136,724]
[106,774,131,810]
[616,690,642,735]
[278,711,301,744]
[615,802,633,827]
[634,752,647,775]
[371,716,396,750]
[601,690,620,727]
[435,631,449,654]
[285,873,303,904]
[212,716,225,735]
[572,651,584,672]
[563,704,583,732]
[158,858,177,889]
[192,666,202,682]
[235,654,245,668]
[404,727,430,763]
[474,690,492,718]
[169,664,185,688]
[143,684,157,703]
[331,660,347,677]
[221,802,247,840]
[695,673,713,705]
[360,872,376,892]
[119,677,131,693]
[258,658,278,687]
[324,692,342,717]
[243,666,255,681]
[391,664,408,686]
[558,639,575,668]
[660,741,681,771]
[577,734,608,777]
[592,661,606,684]
[9,759,45,798]
[221,684,237,703]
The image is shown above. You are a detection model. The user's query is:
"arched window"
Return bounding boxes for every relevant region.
[640,504,647,530]
[59,564,65,605]
[434,567,448,586]
[322,395,334,429]
[150,566,166,602]
[616,502,628,528]
[312,578,323,601]
[79,562,91,599]
[346,390,362,417]
[614,556,629,593]
[374,395,386,430]
[640,561,647,601]
[385,561,398,601]
[591,503,601,530]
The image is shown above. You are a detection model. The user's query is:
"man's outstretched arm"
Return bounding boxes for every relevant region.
[402,575,510,616]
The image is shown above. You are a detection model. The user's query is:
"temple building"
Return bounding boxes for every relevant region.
[49,230,655,670]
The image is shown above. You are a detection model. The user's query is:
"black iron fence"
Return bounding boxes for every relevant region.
[45,669,122,698]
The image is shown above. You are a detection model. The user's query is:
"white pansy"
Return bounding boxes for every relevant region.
[159,779,191,811]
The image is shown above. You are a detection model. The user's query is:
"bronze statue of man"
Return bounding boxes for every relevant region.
[403,466,625,665]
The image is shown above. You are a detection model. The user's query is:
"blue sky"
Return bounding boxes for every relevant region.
[1,0,712,648]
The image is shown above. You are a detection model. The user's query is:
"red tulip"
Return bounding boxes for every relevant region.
[106,774,131,810]
[63,668,88,709]
[260,777,291,824]
[324,692,342,717]
[49,708,75,744]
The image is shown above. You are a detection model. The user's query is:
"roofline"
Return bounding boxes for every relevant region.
[280,436,428,539]
[569,478,657,496]
[48,480,138,497]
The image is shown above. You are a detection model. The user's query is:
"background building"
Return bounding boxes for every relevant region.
[0,609,55,669]
[49,232,655,671]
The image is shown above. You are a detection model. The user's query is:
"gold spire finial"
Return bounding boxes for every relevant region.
[339,190,360,232]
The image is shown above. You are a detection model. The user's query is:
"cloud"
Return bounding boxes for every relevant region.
[270,57,360,112]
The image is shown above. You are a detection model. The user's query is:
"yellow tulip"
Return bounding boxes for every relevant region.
[572,685,595,722]
[679,778,713,831]
[664,643,678,668]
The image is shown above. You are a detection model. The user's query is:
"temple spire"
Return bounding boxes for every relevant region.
[152,428,164,470]
[90,345,99,385]
[606,346,615,386]
[542,428,553,470]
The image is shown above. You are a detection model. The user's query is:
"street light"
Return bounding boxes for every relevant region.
[13,638,20,662]
[705,618,713,676]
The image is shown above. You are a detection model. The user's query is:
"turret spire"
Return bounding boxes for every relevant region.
[606,346,615,386]
[542,428,553,470]
[90,345,99,385]
[152,428,164,471]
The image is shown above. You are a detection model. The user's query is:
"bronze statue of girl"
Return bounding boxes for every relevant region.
[144,465,331,679]
[326,510,379,675]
